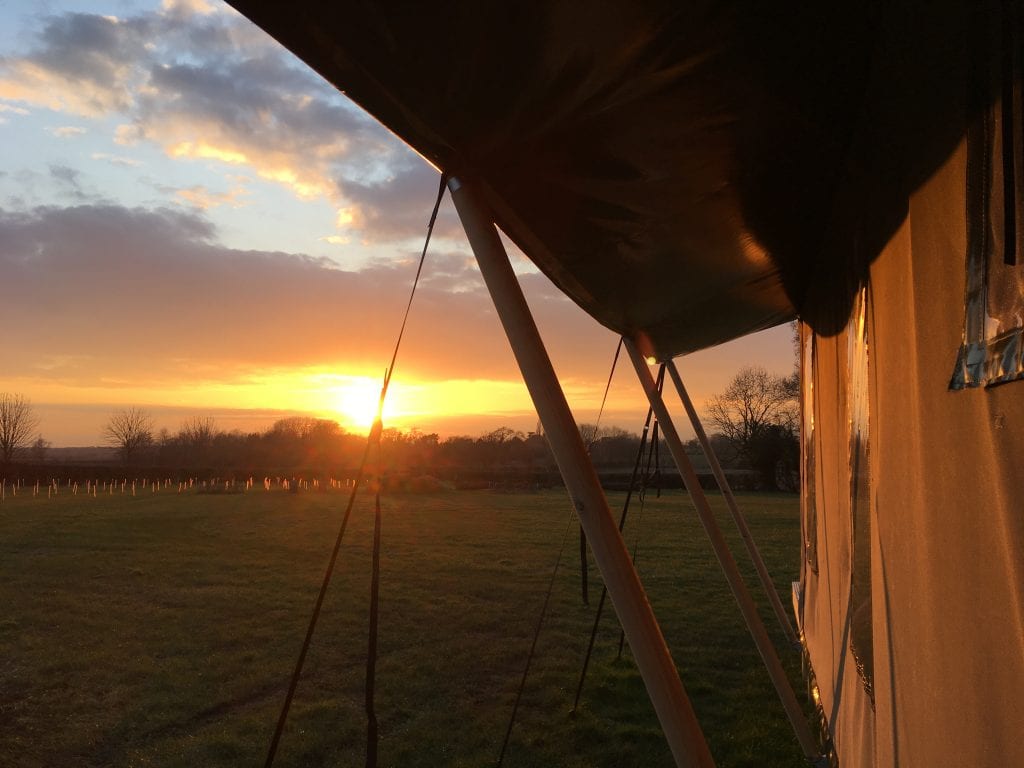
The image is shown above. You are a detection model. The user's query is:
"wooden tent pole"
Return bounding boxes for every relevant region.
[624,340,821,762]
[665,360,799,646]
[448,176,715,768]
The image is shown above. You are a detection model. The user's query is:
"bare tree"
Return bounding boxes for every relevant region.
[30,435,51,464]
[0,393,40,465]
[705,366,797,463]
[103,408,154,464]
[179,416,219,465]
[179,416,218,447]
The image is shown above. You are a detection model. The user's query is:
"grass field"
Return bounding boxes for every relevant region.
[0,486,810,767]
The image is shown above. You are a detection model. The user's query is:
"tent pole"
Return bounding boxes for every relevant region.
[665,360,799,646]
[448,176,715,768]
[625,340,821,762]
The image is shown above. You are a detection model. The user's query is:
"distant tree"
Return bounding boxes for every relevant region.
[584,425,640,467]
[579,423,601,447]
[179,416,218,447]
[705,366,798,487]
[0,393,40,465]
[524,432,556,469]
[439,435,476,467]
[103,408,154,464]
[178,416,219,466]
[704,432,743,469]
[210,429,248,470]
[154,427,183,468]
[747,423,800,492]
[481,426,524,444]
[477,427,527,467]
[403,430,440,472]
[270,416,323,440]
[30,435,51,464]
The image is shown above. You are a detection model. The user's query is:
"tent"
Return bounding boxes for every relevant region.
[225,2,1024,765]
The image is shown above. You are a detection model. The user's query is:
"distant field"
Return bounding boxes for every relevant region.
[0,486,809,767]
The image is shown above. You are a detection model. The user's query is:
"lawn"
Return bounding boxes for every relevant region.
[0,485,810,767]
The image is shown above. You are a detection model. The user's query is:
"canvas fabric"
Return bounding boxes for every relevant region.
[802,135,1024,768]
[224,1,970,361]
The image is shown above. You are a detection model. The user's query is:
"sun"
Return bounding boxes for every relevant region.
[333,377,388,430]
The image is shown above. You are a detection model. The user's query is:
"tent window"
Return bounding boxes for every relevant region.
[801,325,818,574]
[848,288,874,704]
[950,1,1024,389]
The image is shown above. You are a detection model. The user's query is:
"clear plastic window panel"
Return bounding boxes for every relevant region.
[951,0,1024,389]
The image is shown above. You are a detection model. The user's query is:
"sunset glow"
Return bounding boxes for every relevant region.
[330,376,387,430]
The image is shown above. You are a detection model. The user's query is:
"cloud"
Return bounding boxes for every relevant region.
[338,154,463,243]
[0,13,151,116]
[0,5,431,242]
[47,125,86,138]
[161,0,218,18]
[91,152,141,168]
[48,164,90,201]
[174,183,250,210]
[127,54,385,203]
[0,203,618,391]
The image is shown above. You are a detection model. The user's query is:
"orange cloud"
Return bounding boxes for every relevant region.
[174,184,250,210]
[161,0,217,16]
[168,140,248,165]
[335,206,364,229]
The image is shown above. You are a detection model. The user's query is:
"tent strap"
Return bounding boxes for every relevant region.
[264,176,446,768]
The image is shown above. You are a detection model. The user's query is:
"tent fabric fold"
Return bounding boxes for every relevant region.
[223,0,970,358]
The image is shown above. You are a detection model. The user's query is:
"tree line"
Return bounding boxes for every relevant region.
[1,364,799,489]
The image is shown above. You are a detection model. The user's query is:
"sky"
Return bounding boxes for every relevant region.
[0,0,796,446]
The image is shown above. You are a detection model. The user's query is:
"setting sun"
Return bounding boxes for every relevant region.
[331,376,389,430]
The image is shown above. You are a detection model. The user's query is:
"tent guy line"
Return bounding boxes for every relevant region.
[264,177,447,768]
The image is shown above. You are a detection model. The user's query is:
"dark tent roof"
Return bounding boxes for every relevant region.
[225,1,972,359]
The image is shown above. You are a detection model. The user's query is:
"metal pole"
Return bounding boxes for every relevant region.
[625,340,820,762]
[449,176,715,768]
[665,360,799,646]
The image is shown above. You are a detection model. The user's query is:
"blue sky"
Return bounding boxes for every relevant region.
[0,0,795,445]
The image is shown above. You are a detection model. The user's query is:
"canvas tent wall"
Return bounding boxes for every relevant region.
[798,9,1024,763]
[799,139,1024,765]
[225,1,1024,764]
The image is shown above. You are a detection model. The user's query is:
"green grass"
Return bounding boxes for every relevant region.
[0,487,809,767]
